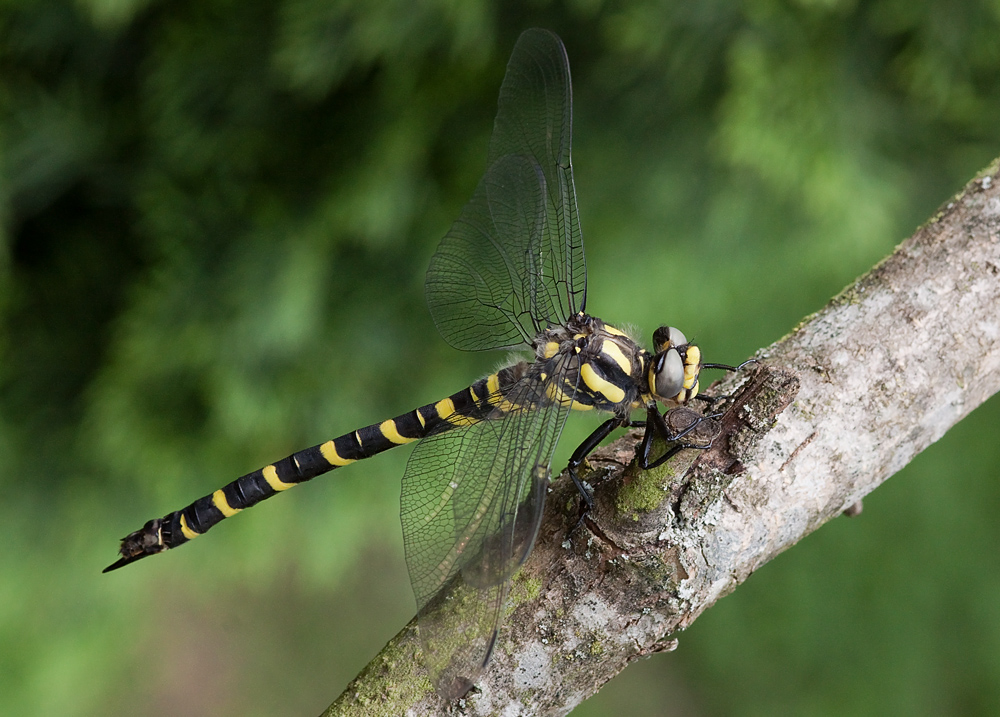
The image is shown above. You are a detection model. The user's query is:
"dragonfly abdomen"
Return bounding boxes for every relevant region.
[104,366,525,572]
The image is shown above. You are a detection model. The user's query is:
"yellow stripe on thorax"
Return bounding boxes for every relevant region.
[545,381,566,405]
[545,380,594,411]
[604,324,628,337]
[601,341,632,374]
[179,514,200,540]
[320,440,356,467]
[212,490,241,517]
[262,464,294,492]
[380,419,417,444]
[580,363,626,404]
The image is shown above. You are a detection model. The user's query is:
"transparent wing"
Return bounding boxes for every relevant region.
[425,28,586,351]
[400,361,579,697]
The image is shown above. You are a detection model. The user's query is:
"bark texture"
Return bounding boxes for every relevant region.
[324,158,1000,716]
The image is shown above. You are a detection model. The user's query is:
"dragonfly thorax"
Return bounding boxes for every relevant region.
[524,315,703,417]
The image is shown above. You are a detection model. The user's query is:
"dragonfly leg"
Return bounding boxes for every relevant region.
[694,357,759,406]
[638,405,717,470]
[566,416,629,530]
[692,392,728,409]
[639,406,678,470]
[700,358,759,373]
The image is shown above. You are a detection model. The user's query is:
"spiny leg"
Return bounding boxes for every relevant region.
[693,358,759,408]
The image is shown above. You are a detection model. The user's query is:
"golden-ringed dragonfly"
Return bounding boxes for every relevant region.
[105,28,745,700]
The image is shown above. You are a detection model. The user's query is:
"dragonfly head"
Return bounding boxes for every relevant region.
[648,326,701,405]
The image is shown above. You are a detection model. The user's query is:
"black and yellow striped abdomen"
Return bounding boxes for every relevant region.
[105,366,527,571]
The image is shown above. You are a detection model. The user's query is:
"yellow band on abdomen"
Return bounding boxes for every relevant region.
[212,490,241,517]
[179,514,200,540]
[321,441,356,467]
[485,374,501,404]
[262,464,294,492]
[380,419,417,444]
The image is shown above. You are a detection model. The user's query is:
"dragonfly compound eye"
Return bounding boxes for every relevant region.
[650,348,685,400]
[652,326,688,353]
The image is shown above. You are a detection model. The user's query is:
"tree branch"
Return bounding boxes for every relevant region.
[324,157,1000,716]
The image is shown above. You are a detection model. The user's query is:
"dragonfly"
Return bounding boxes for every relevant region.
[105,28,742,699]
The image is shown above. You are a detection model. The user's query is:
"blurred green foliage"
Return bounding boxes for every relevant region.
[1,1,998,715]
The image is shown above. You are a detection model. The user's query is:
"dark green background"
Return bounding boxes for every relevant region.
[2,1,999,715]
